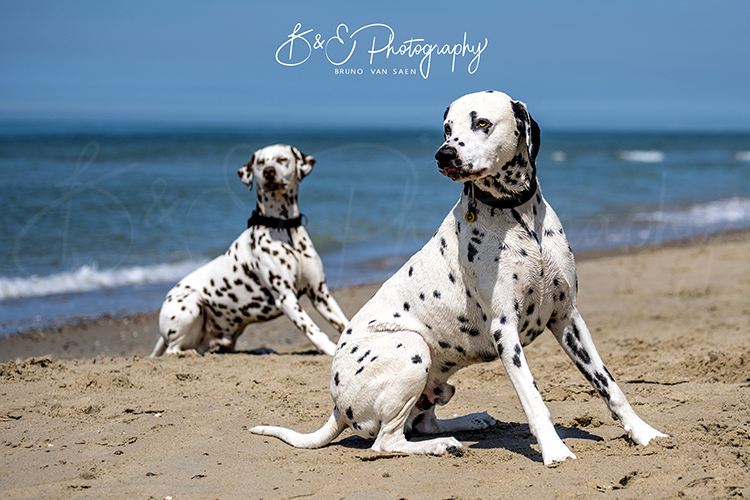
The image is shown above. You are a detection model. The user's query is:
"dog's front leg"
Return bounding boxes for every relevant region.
[549,310,668,445]
[309,281,349,333]
[493,317,576,465]
[277,293,338,355]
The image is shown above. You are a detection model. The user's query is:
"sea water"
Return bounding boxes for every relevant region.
[1,125,749,334]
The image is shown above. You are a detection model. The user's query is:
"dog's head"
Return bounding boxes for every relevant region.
[238,144,315,193]
[435,91,540,196]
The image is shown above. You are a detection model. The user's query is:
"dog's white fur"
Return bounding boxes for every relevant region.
[151,144,347,356]
[251,93,666,464]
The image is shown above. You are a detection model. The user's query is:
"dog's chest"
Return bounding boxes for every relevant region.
[459,206,569,330]
[192,228,311,329]
[421,203,569,352]
[352,198,575,368]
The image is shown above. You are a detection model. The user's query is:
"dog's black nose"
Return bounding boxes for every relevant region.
[263,167,276,180]
[435,145,457,163]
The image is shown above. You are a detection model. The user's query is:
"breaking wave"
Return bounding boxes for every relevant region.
[0,261,205,301]
[618,150,666,163]
[634,197,750,227]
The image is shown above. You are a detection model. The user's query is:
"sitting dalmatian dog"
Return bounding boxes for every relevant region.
[251,92,667,465]
[151,144,348,356]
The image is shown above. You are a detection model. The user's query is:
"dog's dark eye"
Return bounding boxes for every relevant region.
[444,124,452,137]
[476,120,488,128]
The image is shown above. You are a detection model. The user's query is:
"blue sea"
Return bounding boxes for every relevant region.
[1,124,750,335]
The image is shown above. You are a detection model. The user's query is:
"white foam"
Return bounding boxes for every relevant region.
[735,151,750,162]
[634,197,750,227]
[618,150,666,163]
[0,261,205,301]
[550,151,567,162]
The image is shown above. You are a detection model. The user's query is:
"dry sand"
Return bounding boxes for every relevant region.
[1,232,749,499]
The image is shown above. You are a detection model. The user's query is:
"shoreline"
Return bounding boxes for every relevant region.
[2,226,750,363]
[0,282,382,362]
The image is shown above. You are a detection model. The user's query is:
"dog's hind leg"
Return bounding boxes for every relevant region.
[156,290,206,355]
[549,309,668,445]
[410,406,497,435]
[355,332,464,456]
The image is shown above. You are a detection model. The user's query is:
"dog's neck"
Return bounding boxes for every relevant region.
[463,175,538,211]
[255,187,300,219]
[464,140,538,206]
[472,142,537,200]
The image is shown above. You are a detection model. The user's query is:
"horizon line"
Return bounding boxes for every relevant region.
[2,118,750,136]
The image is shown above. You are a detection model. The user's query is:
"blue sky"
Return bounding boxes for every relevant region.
[1,0,749,130]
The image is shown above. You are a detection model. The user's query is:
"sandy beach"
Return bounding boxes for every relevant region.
[1,231,749,499]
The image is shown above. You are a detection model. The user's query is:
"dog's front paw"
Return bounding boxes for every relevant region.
[540,439,576,466]
[626,420,668,446]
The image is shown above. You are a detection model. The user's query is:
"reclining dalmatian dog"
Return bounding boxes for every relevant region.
[250,91,667,465]
[151,144,348,356]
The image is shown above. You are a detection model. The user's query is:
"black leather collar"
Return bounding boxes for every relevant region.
[247,208,306,229]
[464,177,538,210]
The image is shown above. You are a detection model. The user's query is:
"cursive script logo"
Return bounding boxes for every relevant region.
[275,23,488,79]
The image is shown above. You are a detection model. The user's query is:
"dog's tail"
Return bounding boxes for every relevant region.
[250,410,346,449]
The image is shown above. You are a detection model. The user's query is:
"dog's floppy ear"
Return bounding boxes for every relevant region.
[291,146,315,181]
[238,153,255,189]
[510,100,541,169]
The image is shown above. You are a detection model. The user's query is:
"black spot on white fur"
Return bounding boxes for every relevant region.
[512,344,522,368]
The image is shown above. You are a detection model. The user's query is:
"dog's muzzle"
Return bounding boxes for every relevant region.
[435,145,463,178]
[263,167,281,191]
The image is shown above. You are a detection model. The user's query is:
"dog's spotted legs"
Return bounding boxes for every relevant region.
[276,292,338,355]
[158,289,217,355]
[493,315,577,465]
[549,310,668,445]
[308,281,348,333]
[374,396,465,456]
[368,331,465,456]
